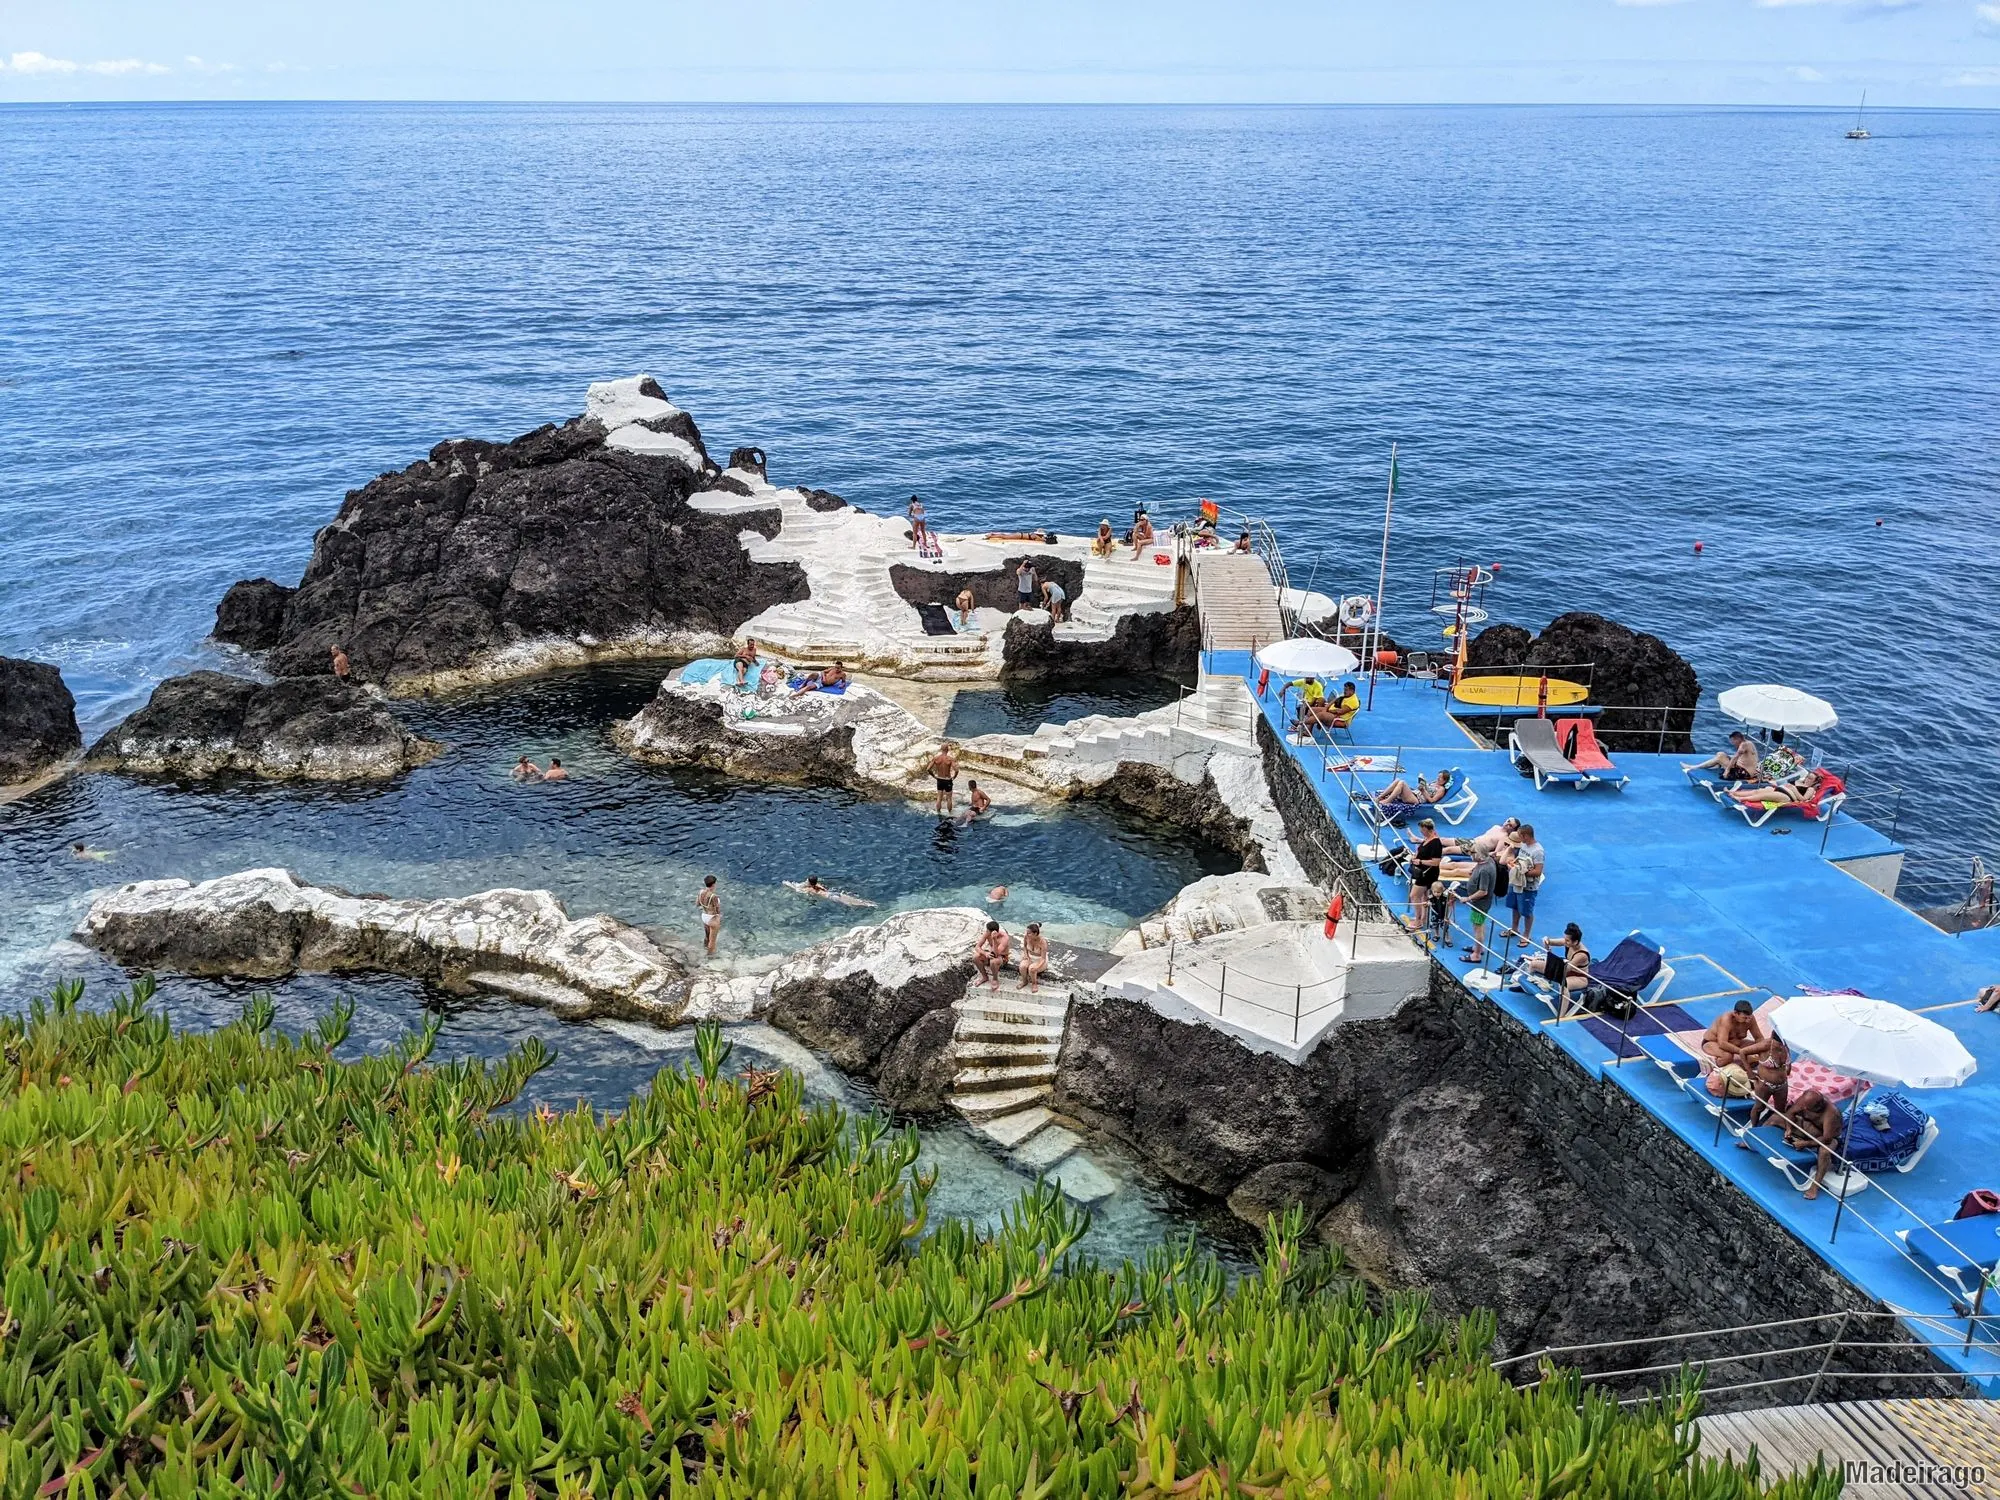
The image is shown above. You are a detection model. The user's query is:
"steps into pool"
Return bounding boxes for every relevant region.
[945,982,1114,1202]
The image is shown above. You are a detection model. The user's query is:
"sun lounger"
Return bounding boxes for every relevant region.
[1376,771,1477,828]
[1507,718,1588,791]
[1767,1149,1871,1201]
[1730,783,1848,829]
[1895,1220,2000,1316]
[1554,718,1628,790]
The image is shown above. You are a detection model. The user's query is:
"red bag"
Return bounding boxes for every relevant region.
[1953,1189,2000,1220]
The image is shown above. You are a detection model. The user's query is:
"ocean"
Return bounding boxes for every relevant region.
[3,101,1997,903]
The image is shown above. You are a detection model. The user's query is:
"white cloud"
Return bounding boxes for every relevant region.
[182,55,238,73]
[5,51,77,73]
[1978,3,2000,30]
[3,49,168,75]
[1789,64,1828,78]
[1946,64,2000,82]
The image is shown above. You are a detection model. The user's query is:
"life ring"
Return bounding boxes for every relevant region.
[1339,595,1376,630]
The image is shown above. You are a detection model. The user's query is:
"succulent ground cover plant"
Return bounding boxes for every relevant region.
[0,980,1830,1498]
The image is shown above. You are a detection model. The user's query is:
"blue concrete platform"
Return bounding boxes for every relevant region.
[1224,652,2000,1394]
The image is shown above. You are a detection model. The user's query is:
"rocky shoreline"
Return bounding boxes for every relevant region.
[0,655,81,792]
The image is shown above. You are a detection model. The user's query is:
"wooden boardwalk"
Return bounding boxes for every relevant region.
[1193,554,1285,651]
[1699,1400,2000,1497]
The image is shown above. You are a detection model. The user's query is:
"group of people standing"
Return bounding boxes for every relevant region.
[1401,812,1547,971]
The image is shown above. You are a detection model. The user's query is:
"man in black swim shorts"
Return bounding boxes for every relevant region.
[928,743,959,816]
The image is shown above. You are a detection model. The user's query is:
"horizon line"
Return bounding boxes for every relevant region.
[2,97,1993,111]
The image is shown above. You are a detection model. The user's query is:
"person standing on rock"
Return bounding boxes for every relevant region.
[1015,560,1037,610]
[907,496,927,551]
[955,588,976,629]
[927,743,958,816]
[1040,579,1067,623]
[697,874,722,955]
[330,644,350,681]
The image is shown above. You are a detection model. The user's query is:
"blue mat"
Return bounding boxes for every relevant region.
[679,659,737,686]
[1580,1002,1700,1060]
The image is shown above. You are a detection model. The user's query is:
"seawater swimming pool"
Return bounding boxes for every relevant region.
[1225,653,2000,1395]
[0,662,1246,1266]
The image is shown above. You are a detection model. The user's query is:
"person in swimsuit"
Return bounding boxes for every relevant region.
[966,780,991,818]
[928,744,959,816]
[955,588,976,629]
[973,921,1012,991]
[1745,1031,1793,1130]
[1019,923,1049,993]
[1702,999,1764,1068]
[69,842,112,861]
[1728,767,1828,809]
[906,496,927,549]
[1015,560,1037,608]
[1408,817,1443,933]
[1040,580,1067,623]
[541,757,569,782]
[987,885,1008,904]
[1233,529,1253,553]
[1683,732,1761,782]
[1129,511,1155,560]
[733,639,759,687]
[1091,520,1116,556]
[1781,1088,1845,1200]
[330,644,350,681]
[696,874,721,955]
[1375,770,1451,809]
[512,755,543,781]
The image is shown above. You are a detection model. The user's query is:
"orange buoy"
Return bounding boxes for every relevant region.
[1694,541,1705,553]
[1324,891,1345,940]
[1374,649,1398,669]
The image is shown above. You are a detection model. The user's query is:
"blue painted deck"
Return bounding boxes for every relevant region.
[1221,651,2000,1394]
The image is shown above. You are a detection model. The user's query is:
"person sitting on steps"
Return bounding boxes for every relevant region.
[973,920,1012,991]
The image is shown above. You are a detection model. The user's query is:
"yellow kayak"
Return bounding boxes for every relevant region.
[1451,675,1589,708]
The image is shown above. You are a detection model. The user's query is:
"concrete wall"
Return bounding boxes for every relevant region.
[1257,715,1389,916]
[1833,852,1903,899]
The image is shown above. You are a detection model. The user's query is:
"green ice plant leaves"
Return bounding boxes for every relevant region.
[0,987,1834,1499]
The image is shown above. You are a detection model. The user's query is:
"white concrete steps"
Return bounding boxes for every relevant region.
[951,1085,1050,1121]
[948,983,1073,1140]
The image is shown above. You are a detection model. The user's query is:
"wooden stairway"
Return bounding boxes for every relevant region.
[1194,554,1285,651]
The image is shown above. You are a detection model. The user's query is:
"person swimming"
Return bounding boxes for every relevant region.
[987,885,1008,904]
[69,842,112,861]
[512,755,543,781]
[541,757,569,782]
[785,876,878,908]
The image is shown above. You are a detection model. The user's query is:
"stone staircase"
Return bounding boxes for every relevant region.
[946,980,1115,1201]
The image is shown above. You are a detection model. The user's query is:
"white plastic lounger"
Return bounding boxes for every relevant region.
[1508,718,1587,791]
[1731,789,1847,830]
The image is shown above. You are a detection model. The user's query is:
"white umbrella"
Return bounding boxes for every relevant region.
[1719,684,1839,735]
[1769,995,1976,1089]
[1254,638,1360,678]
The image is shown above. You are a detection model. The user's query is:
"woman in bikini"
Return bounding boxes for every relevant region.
[1375,769,1452,810]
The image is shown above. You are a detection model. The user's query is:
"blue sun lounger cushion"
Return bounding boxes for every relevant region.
[1845,1091,1933,1174]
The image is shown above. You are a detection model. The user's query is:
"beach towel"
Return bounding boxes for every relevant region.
[787,676,849,695]
[1844,1091,1930,1174]
[678,659,737,687]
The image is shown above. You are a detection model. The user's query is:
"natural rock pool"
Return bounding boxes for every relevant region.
[0,661,1247,1266]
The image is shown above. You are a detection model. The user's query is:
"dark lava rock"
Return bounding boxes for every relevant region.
[726,445,767,477]
[86,671,440,780]
[1002,605,1200,682]
[223,406,809,690]
[1465,613,1697,751]
[1227,1160,1354,1231]
[890,554,1083,614]
[618,687,863,789]
[1086,764,1260,871]
[1319,1079,1677,1357]
[874,1007,960,1114]
[0,656,82,786]
[759,911,983,1102]
[799,487,850,514]
[211,578,296,651]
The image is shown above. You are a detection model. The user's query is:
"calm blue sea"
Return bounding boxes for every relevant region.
[3,103,1997,904]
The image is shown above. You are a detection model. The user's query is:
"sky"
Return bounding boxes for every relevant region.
[1,0,1997,106]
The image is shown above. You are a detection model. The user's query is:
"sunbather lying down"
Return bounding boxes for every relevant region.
[1727,767,1827,808]
[1376,770,1452,808]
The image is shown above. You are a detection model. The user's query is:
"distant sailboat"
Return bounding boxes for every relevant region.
[1846,92,1871,140]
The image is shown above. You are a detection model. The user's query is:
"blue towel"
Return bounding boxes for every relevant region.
[1846,1091,1931,1174]
[786,676,849,695]
[679,659,737,686]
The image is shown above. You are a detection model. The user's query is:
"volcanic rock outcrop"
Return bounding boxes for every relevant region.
[1466,611,1697,751]
[616,673,939,795]
[76,868,719,1023]
[86,671,440,781]
[736,907,986,1112]
[215,377,810,693]
[0,656,82,787]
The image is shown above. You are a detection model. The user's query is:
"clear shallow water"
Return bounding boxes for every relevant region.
[4,104,1994,906]
[943,673,1189,740]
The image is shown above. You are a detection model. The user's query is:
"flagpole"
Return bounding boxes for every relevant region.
[1366,444,1397,711]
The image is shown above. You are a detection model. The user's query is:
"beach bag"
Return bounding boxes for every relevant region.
[1580,983,1637,1022]
[1954,1189,2000,1220]
[1377,848,1407,876]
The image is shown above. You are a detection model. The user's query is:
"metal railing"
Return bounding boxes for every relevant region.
[1494,1310,1977,1405]
[1159,937,1359,1046]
